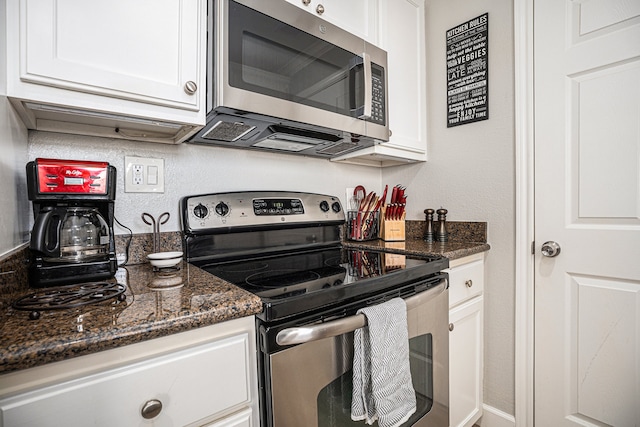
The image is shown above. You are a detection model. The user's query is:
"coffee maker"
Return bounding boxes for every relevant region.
[26,158,118,288]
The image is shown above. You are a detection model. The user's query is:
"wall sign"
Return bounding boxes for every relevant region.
[446,13,489,127]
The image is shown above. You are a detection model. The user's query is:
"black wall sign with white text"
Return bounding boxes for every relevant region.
[446,13,489,127]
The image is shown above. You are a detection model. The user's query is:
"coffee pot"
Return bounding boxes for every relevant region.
[31,206,111,263]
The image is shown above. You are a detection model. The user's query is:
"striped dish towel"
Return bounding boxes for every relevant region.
[351,297,416,427]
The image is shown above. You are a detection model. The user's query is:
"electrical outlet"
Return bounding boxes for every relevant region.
[125,156,165,193]
[132,164,144,185]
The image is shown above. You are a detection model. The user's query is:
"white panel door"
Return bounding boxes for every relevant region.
[534,0,640,426]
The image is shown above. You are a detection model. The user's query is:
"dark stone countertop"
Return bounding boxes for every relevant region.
[0,262,262,375]
[0,232,489,376]
[343,238,490,261]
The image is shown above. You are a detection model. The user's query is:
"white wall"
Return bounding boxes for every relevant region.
[382,0,516,416]
[0,1,30,256]
[0,98,29,256]
[27,132,381,235]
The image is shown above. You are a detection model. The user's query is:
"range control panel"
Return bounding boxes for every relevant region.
[181,191,345,232]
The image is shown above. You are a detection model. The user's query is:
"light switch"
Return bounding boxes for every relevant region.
[147,166,158,185]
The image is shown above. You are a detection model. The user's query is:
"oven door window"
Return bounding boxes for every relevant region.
[269,332,434,427]
[227,1,375,120]
[317,334,433,426]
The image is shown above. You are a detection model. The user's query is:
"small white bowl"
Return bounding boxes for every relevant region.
[147,251,183,268]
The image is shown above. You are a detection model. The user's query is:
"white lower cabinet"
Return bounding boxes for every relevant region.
[0,317,258,427]
[447,253,485,427]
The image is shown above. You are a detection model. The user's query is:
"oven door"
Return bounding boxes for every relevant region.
[261,278,449,427]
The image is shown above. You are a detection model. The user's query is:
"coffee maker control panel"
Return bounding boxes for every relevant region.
[27,158,116,200]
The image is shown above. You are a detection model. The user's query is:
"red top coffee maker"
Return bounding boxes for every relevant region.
[26,158,118,288]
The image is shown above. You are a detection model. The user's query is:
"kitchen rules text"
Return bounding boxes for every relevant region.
[446,13,489,127]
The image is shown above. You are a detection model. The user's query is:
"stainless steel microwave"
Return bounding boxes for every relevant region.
[189,0,389,159]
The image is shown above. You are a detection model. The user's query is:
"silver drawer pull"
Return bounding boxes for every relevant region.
[316,4,325,14]
[465,279,473,288]
[184,80,197,95]
[141,399,163,419]
[449,323,454,332]
[276,279,447,346]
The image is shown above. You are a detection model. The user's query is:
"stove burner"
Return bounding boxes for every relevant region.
[324,256,342,267]
[217,261,270,274]
[12,282,127,317]
[245,269,321,289]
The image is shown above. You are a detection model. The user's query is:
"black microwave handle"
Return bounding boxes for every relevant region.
[30,206,63,257]
[349,52,373,120]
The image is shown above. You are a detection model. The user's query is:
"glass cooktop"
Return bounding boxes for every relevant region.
[195,247,447,321]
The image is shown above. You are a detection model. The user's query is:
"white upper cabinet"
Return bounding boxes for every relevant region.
[284,0,379,44]
[4,0,207,144]
[332,0,427,167]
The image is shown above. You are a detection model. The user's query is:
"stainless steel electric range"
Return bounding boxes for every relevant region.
[181,191,450,427]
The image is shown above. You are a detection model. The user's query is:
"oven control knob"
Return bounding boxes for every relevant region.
[319,201,330,212]
[331,202,341,213]
[215,201,230,217]
[193,203,209,219]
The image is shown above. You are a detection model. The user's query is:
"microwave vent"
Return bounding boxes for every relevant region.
[202,120,256,142]
[317,141,358,156]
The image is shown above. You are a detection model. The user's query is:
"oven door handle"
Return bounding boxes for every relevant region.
[275,278,448,346]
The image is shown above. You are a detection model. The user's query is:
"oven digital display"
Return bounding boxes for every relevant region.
[253,198,304,215]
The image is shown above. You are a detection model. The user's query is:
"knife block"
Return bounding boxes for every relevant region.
[380,207,406,241]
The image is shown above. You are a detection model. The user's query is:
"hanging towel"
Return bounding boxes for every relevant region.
[351,297,416,427]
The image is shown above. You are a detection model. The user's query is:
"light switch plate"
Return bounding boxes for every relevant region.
[124,156,165,193]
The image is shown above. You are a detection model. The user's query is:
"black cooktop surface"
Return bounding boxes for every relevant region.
[195,247,448,322]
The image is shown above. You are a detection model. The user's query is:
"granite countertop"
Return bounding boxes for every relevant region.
[0,224,489,376]
[343,238,490,260]
[0,262,262,375]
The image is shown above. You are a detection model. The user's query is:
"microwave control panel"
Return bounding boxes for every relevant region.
[369,65,386,125]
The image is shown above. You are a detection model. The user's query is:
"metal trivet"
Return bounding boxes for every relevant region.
[12,282,127,320]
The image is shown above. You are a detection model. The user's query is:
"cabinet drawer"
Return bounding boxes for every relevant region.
[0,333,252,427]
[448,258,484,308]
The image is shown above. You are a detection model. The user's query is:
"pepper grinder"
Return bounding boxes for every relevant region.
[435,207,448,242]
[424,208,435,242]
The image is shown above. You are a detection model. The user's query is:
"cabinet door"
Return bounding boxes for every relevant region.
[21,0,202,111]
[284,0,378,43]
[449,297,483,427]
[203,408,253,427]
[332,0,427,167]
[380,0,426,155]
[0,333,253,427]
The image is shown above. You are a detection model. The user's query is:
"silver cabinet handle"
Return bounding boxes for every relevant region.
[302,0,310,5]
[276,279,447,346]
[449,323,454,332]
[184,80,197,95]
[465,279,473,288]
[141,399,163,419]
[316,4,325,14]
[541,241,561,257]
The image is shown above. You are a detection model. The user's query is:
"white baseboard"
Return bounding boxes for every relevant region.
[476,404,516,427]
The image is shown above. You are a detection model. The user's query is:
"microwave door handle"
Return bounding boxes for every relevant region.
[275,278,448,346]
[359,52,373,119]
